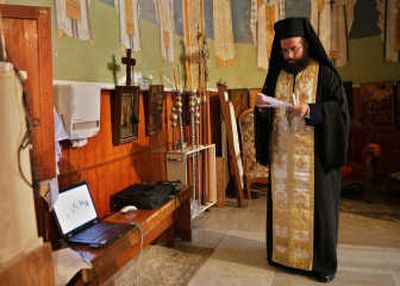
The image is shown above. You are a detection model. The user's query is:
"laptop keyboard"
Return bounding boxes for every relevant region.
[73,222,130,242]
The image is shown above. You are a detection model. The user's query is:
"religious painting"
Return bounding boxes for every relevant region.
[111,86,139,145]
[359,82,394,125]
[146,85,164,135]
[228,89,250,119]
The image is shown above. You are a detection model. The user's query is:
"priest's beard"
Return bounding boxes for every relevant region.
[280,55,311,75]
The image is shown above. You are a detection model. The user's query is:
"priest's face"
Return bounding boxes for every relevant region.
[280,36,309,74]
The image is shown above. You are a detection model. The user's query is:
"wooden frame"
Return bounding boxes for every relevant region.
[0,4,55,180]
[146,84,164,135]
[228,88,250,119]
[217,85,245,207]
[111,86,139,145]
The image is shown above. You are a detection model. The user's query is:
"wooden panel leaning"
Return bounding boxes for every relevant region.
[216,84,246,207]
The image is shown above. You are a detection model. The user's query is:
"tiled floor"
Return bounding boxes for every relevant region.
[186,194,400,285]
[108,192,400,285]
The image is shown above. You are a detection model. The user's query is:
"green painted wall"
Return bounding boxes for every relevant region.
[4,0,266,89]
[337,36,400,84]
[4,0,400,88]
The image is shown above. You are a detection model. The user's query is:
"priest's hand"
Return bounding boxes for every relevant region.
[288,102,309,118]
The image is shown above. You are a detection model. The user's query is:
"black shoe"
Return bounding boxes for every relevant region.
[316,273,335,283]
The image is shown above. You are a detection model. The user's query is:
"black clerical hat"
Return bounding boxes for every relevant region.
[274,18,305,39]
[261,17,340,98]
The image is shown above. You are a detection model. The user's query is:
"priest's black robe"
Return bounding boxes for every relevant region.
[255,63,350,276]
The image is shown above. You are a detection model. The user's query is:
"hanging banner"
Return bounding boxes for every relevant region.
[55,0,91,42]
[115,0,141,51]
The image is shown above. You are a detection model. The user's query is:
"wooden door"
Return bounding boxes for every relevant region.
[0,4,55,180]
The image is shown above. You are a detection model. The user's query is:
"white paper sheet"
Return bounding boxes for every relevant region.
[53,247,92,286]
[256,92,292,109]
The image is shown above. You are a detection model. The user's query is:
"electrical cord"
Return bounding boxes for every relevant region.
[3,52,35,187]
[13,63,35,188]
[129,220,145,286]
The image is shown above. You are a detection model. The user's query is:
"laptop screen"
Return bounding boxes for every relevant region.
[53,182,98,235]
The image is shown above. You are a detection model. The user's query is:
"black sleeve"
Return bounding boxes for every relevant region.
[315,66,350,171]
[254,107,271,166]
[255,72,278,166]
[305,103,323,125]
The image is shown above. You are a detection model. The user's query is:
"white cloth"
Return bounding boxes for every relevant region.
[54,108,69,164]
[53,248,92,286]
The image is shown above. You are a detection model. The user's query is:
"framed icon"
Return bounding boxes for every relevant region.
[111,86,139,145]
[146,85,164,135]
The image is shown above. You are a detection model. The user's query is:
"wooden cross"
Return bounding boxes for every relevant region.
[107,54,120,86]
[121,48,136,86]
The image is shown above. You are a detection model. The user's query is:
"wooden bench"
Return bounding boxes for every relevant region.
[68,187,191,285]
[0,243,54,285]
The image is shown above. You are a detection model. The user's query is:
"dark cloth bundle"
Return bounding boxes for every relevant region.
[110,181,181,210]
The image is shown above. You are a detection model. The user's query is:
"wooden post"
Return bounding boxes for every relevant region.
[216,156,226,207]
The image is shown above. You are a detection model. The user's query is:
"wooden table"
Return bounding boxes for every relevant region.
[69,187,192,285]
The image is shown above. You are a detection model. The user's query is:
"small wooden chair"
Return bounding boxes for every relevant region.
[238,109,269,199]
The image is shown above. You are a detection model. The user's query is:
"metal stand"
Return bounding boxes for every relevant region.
[166,144,217,218]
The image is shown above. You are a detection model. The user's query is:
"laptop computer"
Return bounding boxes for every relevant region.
[53,181,134,248]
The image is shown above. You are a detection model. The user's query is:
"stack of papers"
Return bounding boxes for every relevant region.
[256,92,292,109]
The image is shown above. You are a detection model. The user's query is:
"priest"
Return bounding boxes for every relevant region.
[254,17,350,283]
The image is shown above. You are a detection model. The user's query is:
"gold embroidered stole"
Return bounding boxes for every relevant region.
[271,61,319,271]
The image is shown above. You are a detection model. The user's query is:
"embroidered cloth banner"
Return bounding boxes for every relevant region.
[115,0,141,51]
[55,0,91,41]
[154,0,175,63]
[213,0,235,66]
